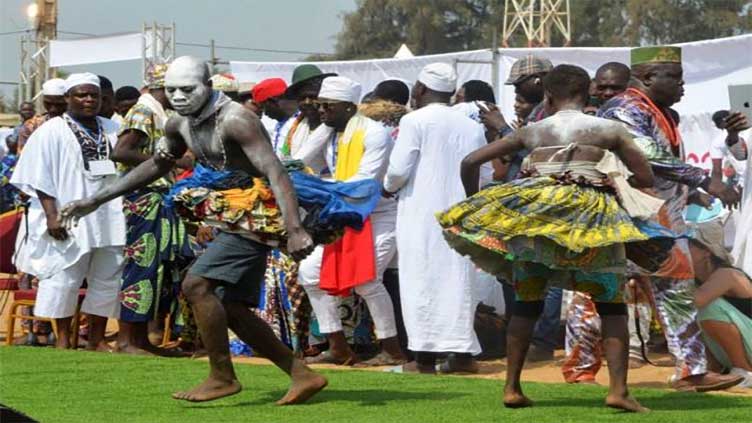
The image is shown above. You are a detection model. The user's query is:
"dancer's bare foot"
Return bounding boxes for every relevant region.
[606,394,650,413]
[172,377,242,402]
[276,362,328,405]
[503,391,533,408]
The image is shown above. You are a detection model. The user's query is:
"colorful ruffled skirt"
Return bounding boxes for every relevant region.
[165,162,381,248]
[437,176,676,286]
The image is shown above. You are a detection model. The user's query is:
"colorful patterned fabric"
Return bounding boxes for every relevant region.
[601,87,708,379]
[118,102,172,188]
[255,250,311,352]
[119,189,194,322]
[562,291,602,383]
[308,295,375,347]
[600,89,704,238]
[168,163,381,248]
[651,275,707,378]
[0,154,21,213]
[145,63,169,89]
[17,114,50,152]
[438,176,669,276]
[513,263,626,303]
[562,279,656,382]
[62,114,107,168]
[438,171,676,304]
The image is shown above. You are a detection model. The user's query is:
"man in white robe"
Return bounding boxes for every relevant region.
[11,73,126,350]
[295,76,405,366]
[383,63,488,373]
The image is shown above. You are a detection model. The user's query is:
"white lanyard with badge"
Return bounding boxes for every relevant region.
[88,141,116,177]
[65,114,117,178]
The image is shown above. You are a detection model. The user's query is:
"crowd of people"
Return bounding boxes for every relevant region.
[1,43,751,413]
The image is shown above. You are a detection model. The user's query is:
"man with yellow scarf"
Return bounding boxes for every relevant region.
[295,76,406,366]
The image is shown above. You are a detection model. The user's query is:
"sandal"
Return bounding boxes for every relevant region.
[305,350,357,366]
[353,352,408,368]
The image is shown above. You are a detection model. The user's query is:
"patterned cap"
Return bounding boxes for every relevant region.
[631,46,682,66]
[210,73,240,93]
[145,63,169,89]
[505,55,554,85]
[238,81,256,95]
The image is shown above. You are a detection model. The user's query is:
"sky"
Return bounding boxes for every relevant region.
[0,0,357,102]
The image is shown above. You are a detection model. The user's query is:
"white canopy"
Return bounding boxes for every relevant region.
[231,34,752,167]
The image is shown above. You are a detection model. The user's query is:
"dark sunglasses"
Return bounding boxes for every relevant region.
[313,99,344,110]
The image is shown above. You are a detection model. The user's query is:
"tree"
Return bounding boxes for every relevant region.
[332,0,503,59]
[571,0,752,46]
[330,0,752,59]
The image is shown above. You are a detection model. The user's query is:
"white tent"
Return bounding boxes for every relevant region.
[231,34,752,167]
[394,44,414,59]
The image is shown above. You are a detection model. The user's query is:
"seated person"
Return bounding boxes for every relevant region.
[689,219,752,388]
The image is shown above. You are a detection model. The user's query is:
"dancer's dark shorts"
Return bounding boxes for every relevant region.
[188,231,270,305]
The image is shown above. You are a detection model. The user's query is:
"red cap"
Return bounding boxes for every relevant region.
[251,78,288,103]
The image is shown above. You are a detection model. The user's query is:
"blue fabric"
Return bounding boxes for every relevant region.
[289,171,381,231]
[166,163,382,231]
[684,200,724,224]
[165,164,252,209]
[634,218,683,239]
[532,287,563,352]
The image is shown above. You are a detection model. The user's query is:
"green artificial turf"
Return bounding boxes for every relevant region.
[1,346,750,423]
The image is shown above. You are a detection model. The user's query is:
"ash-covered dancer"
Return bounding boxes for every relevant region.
[58,56,360,404]
[438,64,674,412]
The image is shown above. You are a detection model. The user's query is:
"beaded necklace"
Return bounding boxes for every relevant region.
[190,112,227,170]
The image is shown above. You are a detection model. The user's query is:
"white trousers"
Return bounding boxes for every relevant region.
[34,246,124,319]
[299,214,398,339]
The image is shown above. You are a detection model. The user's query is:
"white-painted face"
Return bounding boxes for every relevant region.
[164,57,212,116]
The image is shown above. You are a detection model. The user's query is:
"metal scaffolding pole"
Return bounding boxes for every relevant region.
[19,0,57,107]
[502,0,571,47]
[142,22,176,83]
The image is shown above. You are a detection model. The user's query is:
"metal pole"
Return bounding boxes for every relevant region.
[19,37,25,106]
[171,22,176,62]
[209,39,216,74]
[142,22,147,85]
[491,27,500,103]
[152,21,158,60]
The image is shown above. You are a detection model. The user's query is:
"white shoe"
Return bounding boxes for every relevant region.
[729,368,752,388]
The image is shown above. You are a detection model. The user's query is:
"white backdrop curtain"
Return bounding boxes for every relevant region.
[231,34,752,164]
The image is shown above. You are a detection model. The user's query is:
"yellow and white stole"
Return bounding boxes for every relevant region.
[332,114,368,181]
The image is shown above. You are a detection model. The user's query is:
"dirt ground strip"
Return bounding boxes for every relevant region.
[231,350,752,397]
